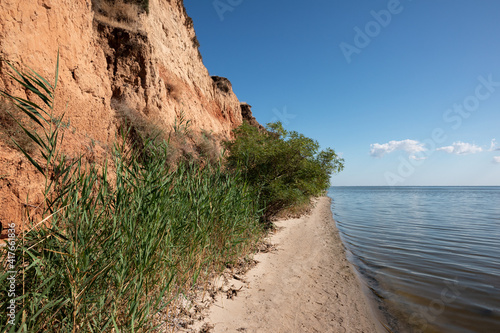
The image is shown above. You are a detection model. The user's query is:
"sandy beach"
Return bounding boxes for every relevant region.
[192,196,382,333]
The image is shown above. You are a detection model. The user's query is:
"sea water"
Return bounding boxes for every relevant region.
[328,186,500,333]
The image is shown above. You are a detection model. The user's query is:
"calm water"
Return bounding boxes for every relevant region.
[328,187,500,333]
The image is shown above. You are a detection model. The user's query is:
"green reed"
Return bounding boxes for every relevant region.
[0,57,263,332]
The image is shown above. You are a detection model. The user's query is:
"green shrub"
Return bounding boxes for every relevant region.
[225,121,344,217]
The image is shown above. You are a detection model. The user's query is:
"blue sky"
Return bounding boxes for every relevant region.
[184,0,500,186]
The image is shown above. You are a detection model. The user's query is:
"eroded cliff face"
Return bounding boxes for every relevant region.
[0,0,246,233]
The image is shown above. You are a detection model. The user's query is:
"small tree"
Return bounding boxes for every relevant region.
[225,121,344,216]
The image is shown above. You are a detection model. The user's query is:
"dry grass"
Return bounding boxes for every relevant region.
[92,0,145,30]
[94,14,139,32]
[272,198,315,221]
[114,100,165,140]
[166,82,181,102]
[113,101,219,166]
[196,130,221,165]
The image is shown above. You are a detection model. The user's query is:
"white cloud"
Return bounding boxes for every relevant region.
[489,139,500,151]
[493,156,500,164]
[370,139,426,158]
[409,155,428,161]
[436,142,483,155]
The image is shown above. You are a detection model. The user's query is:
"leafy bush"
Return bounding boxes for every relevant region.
[225,121,344,217]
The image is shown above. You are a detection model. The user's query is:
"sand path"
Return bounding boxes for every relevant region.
[199,196,382,333]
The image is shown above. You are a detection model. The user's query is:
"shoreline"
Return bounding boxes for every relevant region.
[189,196,383,332]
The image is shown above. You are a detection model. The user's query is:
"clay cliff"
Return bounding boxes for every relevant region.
[0,0,254,233]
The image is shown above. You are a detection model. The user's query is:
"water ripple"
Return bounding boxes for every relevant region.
[328,186,500,333]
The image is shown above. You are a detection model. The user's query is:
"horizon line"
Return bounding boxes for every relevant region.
[330,185,500,187]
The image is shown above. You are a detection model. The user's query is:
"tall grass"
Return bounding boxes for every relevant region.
[0,58,263,332]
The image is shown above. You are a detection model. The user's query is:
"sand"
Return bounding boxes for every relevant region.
[192,196,383,333]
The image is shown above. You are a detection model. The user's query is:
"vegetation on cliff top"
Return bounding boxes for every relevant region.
[0,59,343,332]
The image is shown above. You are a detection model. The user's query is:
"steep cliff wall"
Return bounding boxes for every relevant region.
[0,0,246,233]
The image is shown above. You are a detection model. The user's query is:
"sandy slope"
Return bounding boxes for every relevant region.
[198,197,382,333]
